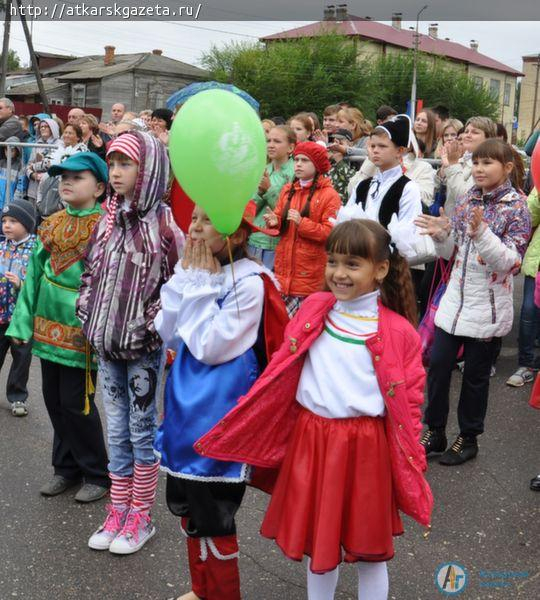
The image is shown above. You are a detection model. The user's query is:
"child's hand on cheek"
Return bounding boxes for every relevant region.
[183,238,221,274]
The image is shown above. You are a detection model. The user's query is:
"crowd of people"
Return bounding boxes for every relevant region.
[0,92,538,600]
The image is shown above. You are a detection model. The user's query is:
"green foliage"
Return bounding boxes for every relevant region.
[0,49,22,71]
[202,34,374,118]
[201,34,500,123]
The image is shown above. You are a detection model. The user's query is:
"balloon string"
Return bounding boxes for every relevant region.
[227,237,241,321]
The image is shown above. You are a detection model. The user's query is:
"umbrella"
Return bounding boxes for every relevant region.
[166,81,259,113]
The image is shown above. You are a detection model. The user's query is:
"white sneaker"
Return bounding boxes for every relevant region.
[108,509,155,555]
[506,367,535,387]
[88,504,128,550]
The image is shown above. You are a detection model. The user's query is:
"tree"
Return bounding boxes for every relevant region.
[202,34,375,118]
[0,49,22,71]
[201,34,499,123]
[367,53,499,123]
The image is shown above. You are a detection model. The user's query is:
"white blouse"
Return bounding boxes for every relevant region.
[297,290,385,419]
[154,258,269,365]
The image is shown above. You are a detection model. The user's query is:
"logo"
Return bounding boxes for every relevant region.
[435,563,468,595]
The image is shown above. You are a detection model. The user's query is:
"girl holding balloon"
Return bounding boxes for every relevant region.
[248,124,296,270]
[153,201,287,600]
[264,141,342,316]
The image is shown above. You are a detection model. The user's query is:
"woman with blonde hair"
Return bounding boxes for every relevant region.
[80,113,106,159]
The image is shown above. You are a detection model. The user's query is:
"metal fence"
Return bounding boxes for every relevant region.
[0,140,61,205]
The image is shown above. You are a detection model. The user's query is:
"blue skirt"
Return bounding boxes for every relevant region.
[155,341,260,482]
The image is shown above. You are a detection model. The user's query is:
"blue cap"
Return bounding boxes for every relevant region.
[48,151,108,183]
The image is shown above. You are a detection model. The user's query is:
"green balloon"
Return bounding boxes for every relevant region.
[169,89,267,235]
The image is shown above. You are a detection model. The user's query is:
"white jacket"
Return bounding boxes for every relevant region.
[438,154,473,217]
[433,183,531,339]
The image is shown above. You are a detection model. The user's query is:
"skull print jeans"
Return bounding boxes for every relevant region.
[99,348,164,477]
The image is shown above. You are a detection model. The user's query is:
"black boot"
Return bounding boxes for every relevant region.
[439,435,478,466]
[420,428,447,455]
[530,475,540,491]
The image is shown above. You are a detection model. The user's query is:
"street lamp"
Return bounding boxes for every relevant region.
[410,4,428,122]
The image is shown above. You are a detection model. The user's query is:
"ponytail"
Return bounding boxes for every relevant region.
[509,146,525,192]
[379,248,418,327]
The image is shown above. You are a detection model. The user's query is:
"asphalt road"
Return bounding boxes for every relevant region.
[0,279,538,600]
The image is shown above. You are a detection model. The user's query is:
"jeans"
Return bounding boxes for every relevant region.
[247,244,275,270]
[518,276,540,369]
[424,327,499,437]
[99,348,164,477]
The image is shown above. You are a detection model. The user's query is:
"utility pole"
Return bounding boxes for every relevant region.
[531,53,540,136]
[410,4,428,122]
[14,0,49,112]
[0,0,12,96]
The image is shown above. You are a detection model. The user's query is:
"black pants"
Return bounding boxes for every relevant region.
[424,327,499,437]
[166,475,245,538]
[0,323,33,404]
[40,359,109,487]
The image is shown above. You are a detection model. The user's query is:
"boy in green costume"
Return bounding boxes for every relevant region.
[8,152,110,503]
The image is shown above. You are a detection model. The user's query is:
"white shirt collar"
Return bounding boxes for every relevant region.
[374,164,403,183]
[335,289,379,316]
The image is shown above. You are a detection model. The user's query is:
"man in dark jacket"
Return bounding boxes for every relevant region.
[0,98,23,142]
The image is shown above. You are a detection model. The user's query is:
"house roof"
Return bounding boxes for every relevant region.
[53,52,208,81]
[7,51,208,96]
[7,77,68,96]
[261,18,523,77]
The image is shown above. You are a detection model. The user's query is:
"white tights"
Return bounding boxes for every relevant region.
[306,560,388,600]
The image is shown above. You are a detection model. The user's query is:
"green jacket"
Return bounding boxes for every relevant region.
[7,204,103,369]
[522,189,540,278]
[249,158,295,250]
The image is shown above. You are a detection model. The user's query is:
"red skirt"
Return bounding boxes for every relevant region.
[261,407,403,574]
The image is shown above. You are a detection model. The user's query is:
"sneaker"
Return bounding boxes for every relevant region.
[506,367,535,387]
[11,401,28,417]
[88,504,129,550]
[439,435,478,466]
[75,483,109,503]
[420,429,447,455]
[40,475,80,497]
[108,509,155,555]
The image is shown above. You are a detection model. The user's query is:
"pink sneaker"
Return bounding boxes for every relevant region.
[88,504,128,550]
[108,509,155,555]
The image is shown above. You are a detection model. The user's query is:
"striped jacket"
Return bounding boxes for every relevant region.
[77,132,184,360]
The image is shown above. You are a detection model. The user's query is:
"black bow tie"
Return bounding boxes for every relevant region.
[369,178,381,199]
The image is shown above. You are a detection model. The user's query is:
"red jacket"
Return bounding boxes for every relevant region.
[273,177,341,296]
[197,292,434,528]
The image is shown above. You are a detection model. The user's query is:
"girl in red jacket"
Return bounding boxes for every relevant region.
[198,219,433,600]
[264,141,341,317]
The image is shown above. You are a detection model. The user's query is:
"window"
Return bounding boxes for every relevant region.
[473,75,483,90]
[489,78,501,100]
[71,84,86,107]
[504,82,511,106]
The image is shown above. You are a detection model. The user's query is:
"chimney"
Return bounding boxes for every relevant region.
[335,3,348,21]
[392,12,402,30]
[323,5,335,20]
[428,23,438,38]
[104,45,115,66]
[152,49,163,55]
[470,40,479,51]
